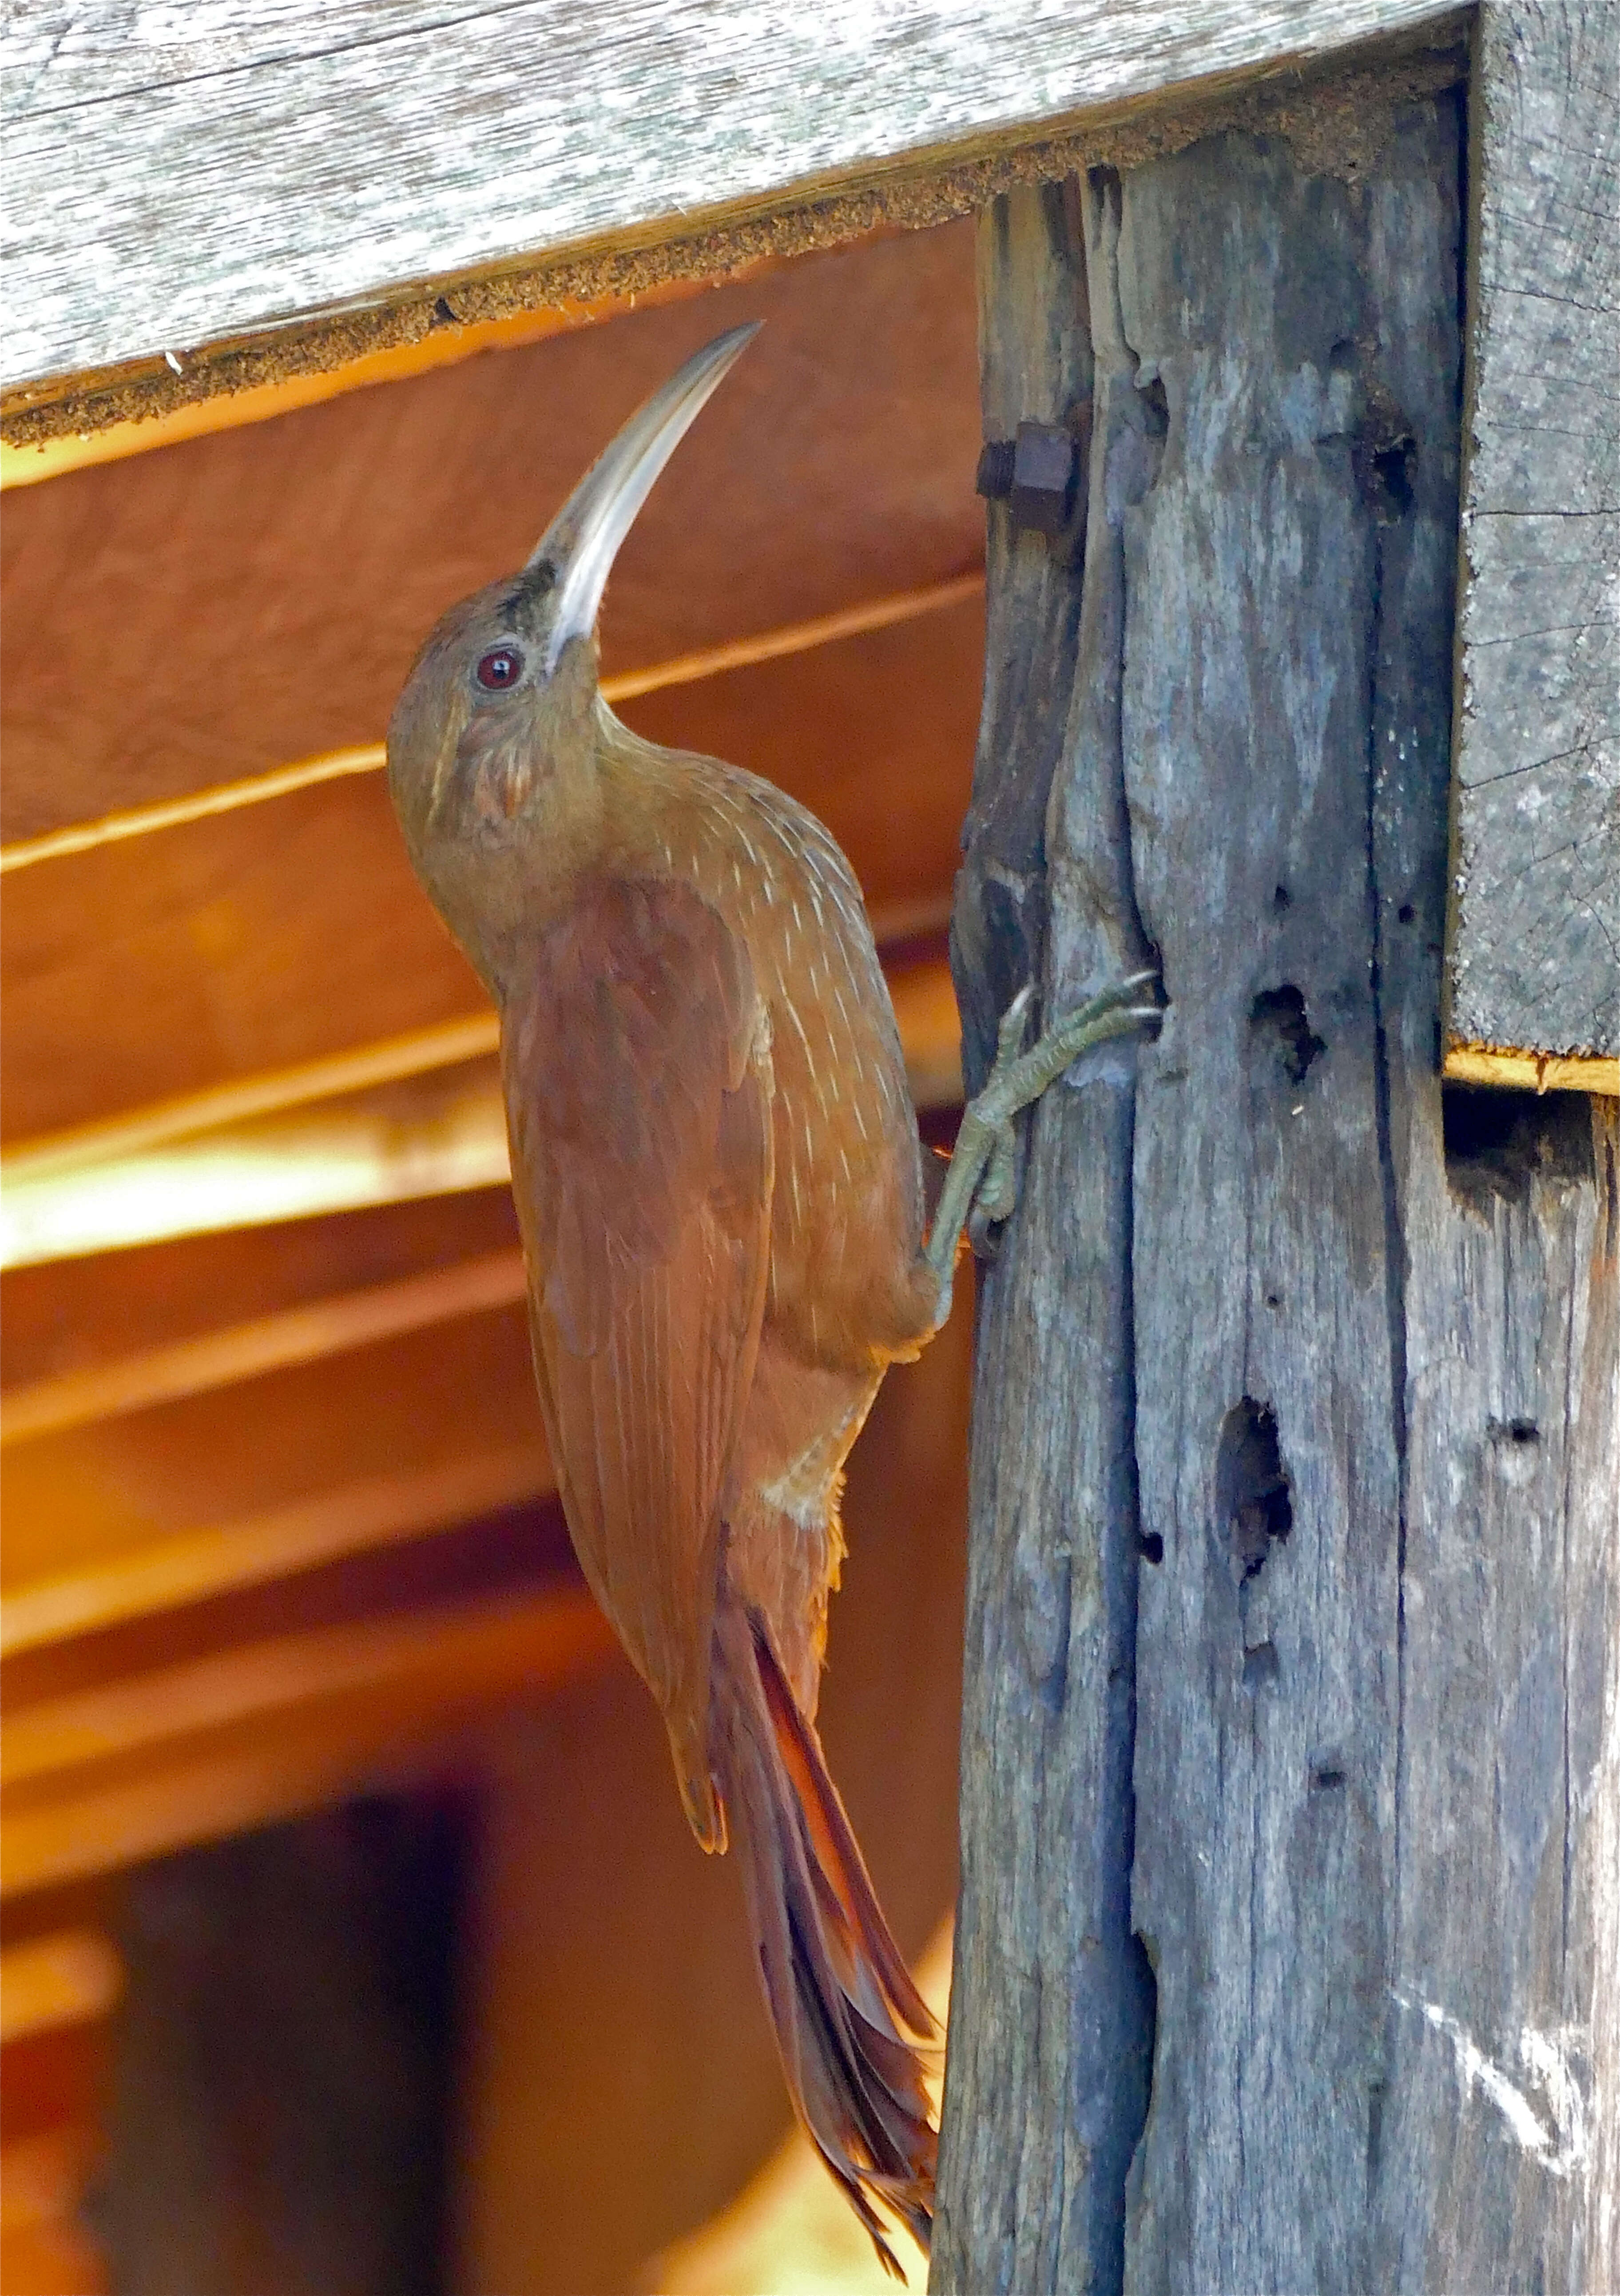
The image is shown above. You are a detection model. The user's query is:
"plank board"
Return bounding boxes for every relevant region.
[1445,0,1619,1061]
[2,0,1460,394]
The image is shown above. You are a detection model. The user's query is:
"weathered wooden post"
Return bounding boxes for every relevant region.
[937,24,1615,2296]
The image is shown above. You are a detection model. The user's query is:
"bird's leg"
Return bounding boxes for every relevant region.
[925,970,1161,1319]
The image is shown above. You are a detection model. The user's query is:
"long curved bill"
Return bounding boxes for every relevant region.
[531,322,761,672]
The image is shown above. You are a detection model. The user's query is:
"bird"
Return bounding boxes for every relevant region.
[387,323,1158,2268]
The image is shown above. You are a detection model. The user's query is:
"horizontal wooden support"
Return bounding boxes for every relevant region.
[0,574,982,878]
[0,956,961,1267]
[2,1586,613,1895]
[0,1932,122,2046]
[1,1251,528,1446]
[0,1060,512,1267]
[0,265,746,491]
[4,0,1458,399]
[0,1445,553,1660]
[3,1018,500,1188]
[1443,1044,1620,1096]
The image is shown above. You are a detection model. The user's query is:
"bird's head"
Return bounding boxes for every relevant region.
[387,323,759,915]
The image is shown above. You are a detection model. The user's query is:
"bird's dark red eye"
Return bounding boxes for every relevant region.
[475,645,523,691]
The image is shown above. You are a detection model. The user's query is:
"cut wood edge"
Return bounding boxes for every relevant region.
[1443,1045,1620,1097]
[0,1586,615,1896]
[0,573,983,875]
[0,266,760,491]
[0,1445,554,1659]
[0,1932,122,2046]
[0,1251,529,1446]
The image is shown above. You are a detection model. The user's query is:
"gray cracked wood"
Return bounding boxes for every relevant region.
[1,0,1462,391]
[935,178,1155,2296]
[1446,0,1620,1060]
[937,80,1617,2296]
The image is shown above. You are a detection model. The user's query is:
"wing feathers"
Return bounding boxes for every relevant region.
[503,878,773,1834]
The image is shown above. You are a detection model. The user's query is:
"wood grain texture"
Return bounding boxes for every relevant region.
[1446,0,1619,1060]
[2,0,1459,393]
[937,89,1617,2296]
[935,177,1156,2296]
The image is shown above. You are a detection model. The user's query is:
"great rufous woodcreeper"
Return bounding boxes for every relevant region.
[387,325,1158,2267]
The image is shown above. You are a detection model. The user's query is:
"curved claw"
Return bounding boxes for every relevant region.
[994,983,1036,1068]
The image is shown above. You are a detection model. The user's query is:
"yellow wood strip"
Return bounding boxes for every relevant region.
[0,1933,122,2045]
[1,1587,614,1896]
[1443,1045,1619,1096]
[0,573,983,875]
[0,1444,552,1659]
[0,951,959,1268]
[2,1015,502,1184]
[1,1250,528,1446]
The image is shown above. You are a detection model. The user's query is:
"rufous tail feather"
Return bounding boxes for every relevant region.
[712,1595,938,2273]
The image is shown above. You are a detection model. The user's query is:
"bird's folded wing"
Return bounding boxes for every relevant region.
[502,876,774,1768]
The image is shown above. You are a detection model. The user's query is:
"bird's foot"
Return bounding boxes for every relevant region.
[925,970,1161,1308]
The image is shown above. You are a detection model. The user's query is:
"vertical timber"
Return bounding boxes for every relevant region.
[939,75,1617,2296]
[937,177,1155,2296]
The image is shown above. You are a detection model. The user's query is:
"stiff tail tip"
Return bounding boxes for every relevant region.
[715,1599,939,2275]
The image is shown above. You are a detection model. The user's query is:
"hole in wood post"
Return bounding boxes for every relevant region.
[1368,438,1415,518]
[1310,1760,1348,1791]
[1272,884,1292,913]
[1352,392,1417,522]
[1249,985,1326,1086]
[1137,374,1169,440]
[1242,1640,1281,1690]
[1442,1086,1596,1208]
[1217,1398,1293,1584]
[1488,1416,1541,1446]
[1139,1531,1165,1566]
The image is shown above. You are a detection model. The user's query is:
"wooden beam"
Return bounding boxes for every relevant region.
[4,1022,502,1187]
[940,100,1616,2296]
[4,586,979,1148]
[1444,0,1618,1063]
[0,575,983,878]
[1,1445,553,1660]
[1,1583,613,1894]
[0,956,960,1267]
[1,1251,528,1446]
[0,1192,523,1398]
[0,266,755,492]
[4,0,1460,400]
